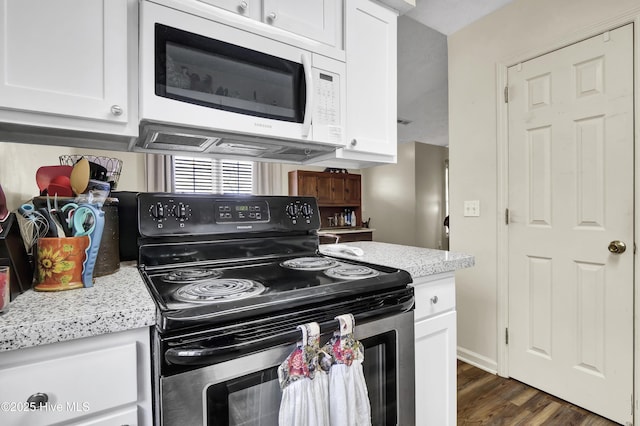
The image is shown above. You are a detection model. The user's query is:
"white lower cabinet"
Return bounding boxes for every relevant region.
[0,328,152,426]
[413,273,457,426]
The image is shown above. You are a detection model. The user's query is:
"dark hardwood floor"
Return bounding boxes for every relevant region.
[457,360,620,425]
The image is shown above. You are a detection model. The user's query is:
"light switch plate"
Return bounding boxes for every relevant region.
[464,200,480,217]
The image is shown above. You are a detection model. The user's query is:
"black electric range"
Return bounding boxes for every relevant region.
[136,193,413,368]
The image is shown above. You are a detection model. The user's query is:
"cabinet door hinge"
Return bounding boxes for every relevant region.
[504,86,509,103]
[505,208,510,225]
[505,328,509,345]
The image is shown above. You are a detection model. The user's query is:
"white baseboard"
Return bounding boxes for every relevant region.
[457,346,498,375]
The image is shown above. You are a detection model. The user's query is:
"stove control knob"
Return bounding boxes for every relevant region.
[286,203,298,219]
[300,203,313,218]
[175,203,189,221]
[150,202,165,220]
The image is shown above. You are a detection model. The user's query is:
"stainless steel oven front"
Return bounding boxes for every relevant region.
[156,310,415,426]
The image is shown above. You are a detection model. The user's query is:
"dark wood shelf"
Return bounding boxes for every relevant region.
[289,170,363,228]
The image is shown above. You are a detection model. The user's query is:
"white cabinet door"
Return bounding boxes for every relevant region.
[263,0,339,47]
[0,0,129,124]
[0,328,152,426]
[197,0,262,20]
[415,310,457,426]
[345,0,397,157]
[199,0,340,47]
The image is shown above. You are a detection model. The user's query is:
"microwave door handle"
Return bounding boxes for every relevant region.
[301,53,313,138]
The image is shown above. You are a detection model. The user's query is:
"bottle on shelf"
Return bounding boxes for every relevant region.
[351,210,356,227]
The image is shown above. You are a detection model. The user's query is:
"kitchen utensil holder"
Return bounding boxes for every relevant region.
[59,155,123,189]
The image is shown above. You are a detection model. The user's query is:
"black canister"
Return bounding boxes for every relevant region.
[94,199,120,277]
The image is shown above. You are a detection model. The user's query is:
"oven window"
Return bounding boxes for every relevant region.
[155,24,306,123]
[205,332,397,426]
[363,332,397,426]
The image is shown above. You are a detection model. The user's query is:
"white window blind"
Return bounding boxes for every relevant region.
[173,156,254,194]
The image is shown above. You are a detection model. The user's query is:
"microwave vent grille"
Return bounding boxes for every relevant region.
[150,131,219,149]
[137,121,338,163]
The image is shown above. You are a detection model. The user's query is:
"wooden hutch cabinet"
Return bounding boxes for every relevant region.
[288,170,373,243]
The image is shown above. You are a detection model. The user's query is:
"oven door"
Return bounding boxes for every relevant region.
[159,310,415,426]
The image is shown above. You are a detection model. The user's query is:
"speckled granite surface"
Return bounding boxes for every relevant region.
[0,244,471,353]
[319,241,474,278]
[318,227,376,235]
[0,262,156,352]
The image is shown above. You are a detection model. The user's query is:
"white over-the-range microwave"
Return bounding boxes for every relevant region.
[137,0,346,162]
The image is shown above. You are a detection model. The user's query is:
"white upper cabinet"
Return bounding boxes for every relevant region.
[199,0,342,48]
[201,0,261,20]
[304,0,399,168]
[378,0,415,14]
[345,0,398,157]
[262,0,339,47]
[0,0,137,139]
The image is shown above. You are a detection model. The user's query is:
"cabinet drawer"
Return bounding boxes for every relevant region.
[0,342,138,426]
[73,405,138,426]
[414,278,455,321]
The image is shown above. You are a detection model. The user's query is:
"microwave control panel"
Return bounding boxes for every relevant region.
[314,70,340,127]
[312,66,343,146]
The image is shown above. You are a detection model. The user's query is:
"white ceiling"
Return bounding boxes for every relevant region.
[406,0,516,35]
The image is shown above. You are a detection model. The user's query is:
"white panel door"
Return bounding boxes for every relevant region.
[507,24,633,424]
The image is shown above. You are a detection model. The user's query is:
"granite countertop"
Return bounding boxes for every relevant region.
[319,241,474,278]
[0,243,471,353]
[0,262,156,352]
[318,227,376,235]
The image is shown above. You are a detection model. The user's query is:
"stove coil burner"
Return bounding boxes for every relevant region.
[280,257,341,271]
[175,279,266,303]
[324,265,380,280]
[162,268,223,283]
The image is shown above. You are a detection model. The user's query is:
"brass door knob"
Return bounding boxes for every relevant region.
[608,240,626,254]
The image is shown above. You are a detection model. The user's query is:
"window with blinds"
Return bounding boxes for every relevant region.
[173,156,254,194]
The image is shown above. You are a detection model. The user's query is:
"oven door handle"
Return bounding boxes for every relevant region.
[164,301,412,366]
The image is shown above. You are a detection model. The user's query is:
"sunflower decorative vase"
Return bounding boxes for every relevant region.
[34,237,90,291]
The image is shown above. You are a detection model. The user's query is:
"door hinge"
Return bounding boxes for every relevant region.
[504,86,509,103]
[505,328,509,345]
[505,208,510,225]
[634,243,636,255]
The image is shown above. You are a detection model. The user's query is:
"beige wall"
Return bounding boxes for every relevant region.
[360,142,448,248]
[0,141,352,210]
[362,142,416,245]
[0,142,146,210]
[415,143,448,249]
[448,0,640,371]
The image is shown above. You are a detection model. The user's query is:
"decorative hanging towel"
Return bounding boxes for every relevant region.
[323,314,372,426]
[278,322,330,426]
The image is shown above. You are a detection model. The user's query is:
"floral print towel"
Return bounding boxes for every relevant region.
[322,316,371,426]
[278,322,330,426]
